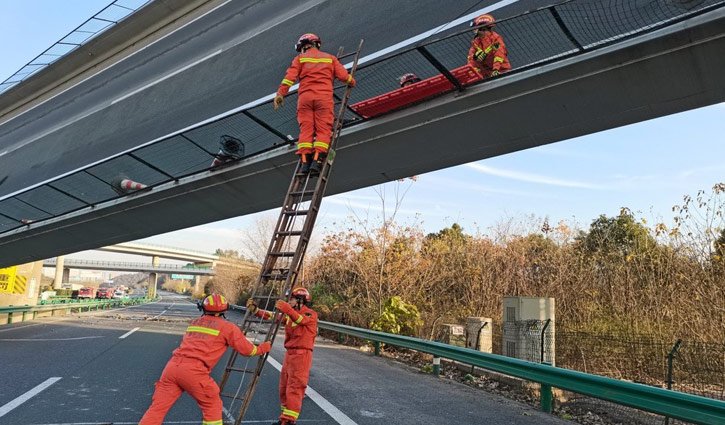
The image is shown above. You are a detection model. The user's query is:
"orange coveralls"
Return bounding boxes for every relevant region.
[139,315,267,425]
[256,302,318,423]
[467,30,511,78]
[277,48,353,157]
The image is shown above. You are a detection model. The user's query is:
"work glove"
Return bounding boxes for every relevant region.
[491,69,500,77]
[347,76,356,87]
[275,299,291,312]
[273,94,284,110]
[246,298,258,313]
[256,341,271,355]
[474,49,487,62]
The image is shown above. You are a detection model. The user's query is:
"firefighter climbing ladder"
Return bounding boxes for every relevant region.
[218,39,364,425]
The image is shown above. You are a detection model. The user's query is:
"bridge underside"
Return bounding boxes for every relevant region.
[1,10,723,267]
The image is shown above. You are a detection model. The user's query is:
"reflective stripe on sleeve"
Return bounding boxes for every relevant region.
[250,346,258,356]
[281,79,294,86]
[294,315,304,324]
[493,57,505,63]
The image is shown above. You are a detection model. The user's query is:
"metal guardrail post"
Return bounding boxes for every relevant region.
[433,356,441,376]
[541,361,553,413]
[664,339,683,425]
[374,341,381,356]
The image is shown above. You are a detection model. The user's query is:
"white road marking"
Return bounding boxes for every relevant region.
[0,336,103,341]
[150,303,175,320]
[118,327,140,339]
[265,356,358,425]
[0,377,62,418]
[0,0,519,202]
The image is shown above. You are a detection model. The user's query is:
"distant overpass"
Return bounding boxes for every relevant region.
[98,242,219,264]
[0,1,722,266]
[42,258,214,275]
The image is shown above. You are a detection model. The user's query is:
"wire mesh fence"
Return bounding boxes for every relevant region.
[490,323,725,424]
[1,0,723,234]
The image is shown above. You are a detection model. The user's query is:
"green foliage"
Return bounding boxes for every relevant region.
[577,208,657,258]
[370,296,422,336]
[420,364,434,374]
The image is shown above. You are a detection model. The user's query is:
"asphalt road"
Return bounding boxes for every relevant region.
[0,292,567,424]
[0,0,537,198]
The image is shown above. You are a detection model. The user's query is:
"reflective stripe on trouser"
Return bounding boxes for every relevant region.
[297,94,334,155]
[139,358,223,425]
[296,141,313,155]
[279,349,313,421]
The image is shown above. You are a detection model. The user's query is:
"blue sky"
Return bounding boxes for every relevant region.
[1,1,723,260]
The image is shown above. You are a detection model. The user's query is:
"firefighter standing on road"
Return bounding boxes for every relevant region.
[139,294,271,425]
[247,287,318,425]
[274,33,356,174]
[467,14,511,79]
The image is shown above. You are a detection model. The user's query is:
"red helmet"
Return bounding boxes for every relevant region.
[202,293,228,313]
[295,33,321,52]
[398,73,421,87]
[470,14,495,29]
[290,287,311,303]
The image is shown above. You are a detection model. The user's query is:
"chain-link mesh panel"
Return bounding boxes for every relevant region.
[185,109,289,156]
[0,197,52,221]
[51,171,121,204]
[16,185,87,216]
[0,215,21,233]
[555,0,723,49]
[133,135,215,178]
[87,154,170,187]
[246,93,300,143]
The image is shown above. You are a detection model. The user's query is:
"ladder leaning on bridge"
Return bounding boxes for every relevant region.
[217,39,364,425]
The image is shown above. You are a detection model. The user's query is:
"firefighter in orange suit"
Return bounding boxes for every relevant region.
[467,14,511,79]
[246,287,318,425]
[274,33,356,174]
[139,294,271,425]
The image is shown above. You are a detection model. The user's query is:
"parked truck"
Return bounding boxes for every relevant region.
[77,287,96,299]
[96,287,114,299]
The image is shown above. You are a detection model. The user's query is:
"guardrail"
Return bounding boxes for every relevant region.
[318,321,725,425]
[0,297,150,324]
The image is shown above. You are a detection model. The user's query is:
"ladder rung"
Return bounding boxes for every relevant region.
[283,209,309,215]
[226,366,254,373]
[290,189,315,197]
[269,251,295,257]
[221,392,247,401]
[261,273,288,281]
[276,230,303,236]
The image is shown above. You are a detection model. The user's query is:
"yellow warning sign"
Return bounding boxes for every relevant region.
[0,266,17,293]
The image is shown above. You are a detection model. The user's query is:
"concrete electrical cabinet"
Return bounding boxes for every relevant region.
[502,297,555,365]
[466,317,493,353]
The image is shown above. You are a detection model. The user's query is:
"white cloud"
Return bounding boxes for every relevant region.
[464,163,608,190]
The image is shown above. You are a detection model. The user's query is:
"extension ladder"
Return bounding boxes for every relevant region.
[218,39,364,425]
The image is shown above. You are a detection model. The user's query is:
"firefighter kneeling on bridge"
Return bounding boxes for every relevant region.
[247,287,318,425]
[139,294,270,425]
[467,14,511,79]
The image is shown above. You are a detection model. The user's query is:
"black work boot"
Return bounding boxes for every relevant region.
[309,160,321,173]
[300,160,311,174]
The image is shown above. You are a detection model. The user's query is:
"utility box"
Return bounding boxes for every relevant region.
[465,317,492,353]
[502,297,555,365]
[441,324,466,347]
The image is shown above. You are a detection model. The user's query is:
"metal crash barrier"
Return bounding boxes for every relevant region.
[0,297,150,324]
[318,321,725,425]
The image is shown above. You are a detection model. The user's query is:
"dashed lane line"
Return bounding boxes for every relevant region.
[0,377,62,418]
[118,327,140,339]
